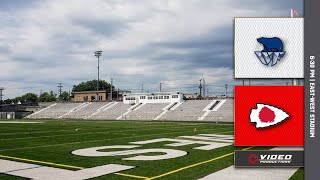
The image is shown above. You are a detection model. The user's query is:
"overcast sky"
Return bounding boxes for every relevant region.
[0,0,303,98]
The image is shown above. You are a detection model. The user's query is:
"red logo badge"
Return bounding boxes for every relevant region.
[235,86,303,146]
[250,103,289,128]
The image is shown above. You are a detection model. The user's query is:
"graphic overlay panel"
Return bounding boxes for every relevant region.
[235,150,304,167]
[305,0,320,179]
[234,86,304,146]
[234,18,303,78]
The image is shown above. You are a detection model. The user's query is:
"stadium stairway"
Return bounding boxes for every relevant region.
[198,100,226,120]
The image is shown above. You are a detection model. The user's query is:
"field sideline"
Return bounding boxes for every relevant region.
[0,120,303,179]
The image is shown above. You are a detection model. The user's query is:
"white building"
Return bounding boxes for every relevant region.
[123,92,183,104]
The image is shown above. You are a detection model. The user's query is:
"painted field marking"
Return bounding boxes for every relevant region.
[0,135,242,179]
[0,154,83,170]
[114,172,150,179]
[148,147,253,180]
[0,154,148,179]
[0,129,233,152]
[0,123,232,140]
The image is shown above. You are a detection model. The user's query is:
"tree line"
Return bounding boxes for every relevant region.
[0,80,113,104]
[1,91,70,104]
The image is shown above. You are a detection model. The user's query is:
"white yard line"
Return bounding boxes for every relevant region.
[0,159,134,180]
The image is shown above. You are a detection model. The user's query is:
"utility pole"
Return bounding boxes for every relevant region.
[0,87,4,104]
[225,84,228,98]
[199,79,202,99]
[117,88,119,101]
[142,83,144,93]
[57,83,63,100]
[110,78,113,101]
[160,82,163,92]
[203,78,206,98]
[94,51,102,101]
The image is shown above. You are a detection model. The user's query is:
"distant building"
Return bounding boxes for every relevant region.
[123,92,183,104]
[72,90,108,102]
[72,89,131,102]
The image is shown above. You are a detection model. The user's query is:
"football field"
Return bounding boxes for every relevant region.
[0,120,303,179]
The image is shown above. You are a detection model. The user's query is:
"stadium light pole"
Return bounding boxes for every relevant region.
[0,87,4,105]
[94,51,102,102]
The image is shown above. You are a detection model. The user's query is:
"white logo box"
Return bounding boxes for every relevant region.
[234,18,304,78]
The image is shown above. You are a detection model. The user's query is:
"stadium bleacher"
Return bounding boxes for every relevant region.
[62,102,110,119]
[120,103,170,120]
[159,100,212,121]
[26,99,234,122]
[89,102,133,120]
[27,103,83,119]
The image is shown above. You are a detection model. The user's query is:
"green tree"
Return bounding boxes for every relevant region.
[39,91,57,102]
[4,99,13,104]
[14,96,22,103]
[59,91,70,101]
[72,80,114,93]
[39,92,49,102]
[21,93,38,103]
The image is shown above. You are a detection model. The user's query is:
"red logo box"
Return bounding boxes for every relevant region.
[234,86,304,146]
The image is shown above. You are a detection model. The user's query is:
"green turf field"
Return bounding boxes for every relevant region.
[0,120,302,179]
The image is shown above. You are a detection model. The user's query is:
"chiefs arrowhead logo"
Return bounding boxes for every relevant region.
[250,103,289,128]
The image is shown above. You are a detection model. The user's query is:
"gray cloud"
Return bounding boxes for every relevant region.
[0,0,303,98]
